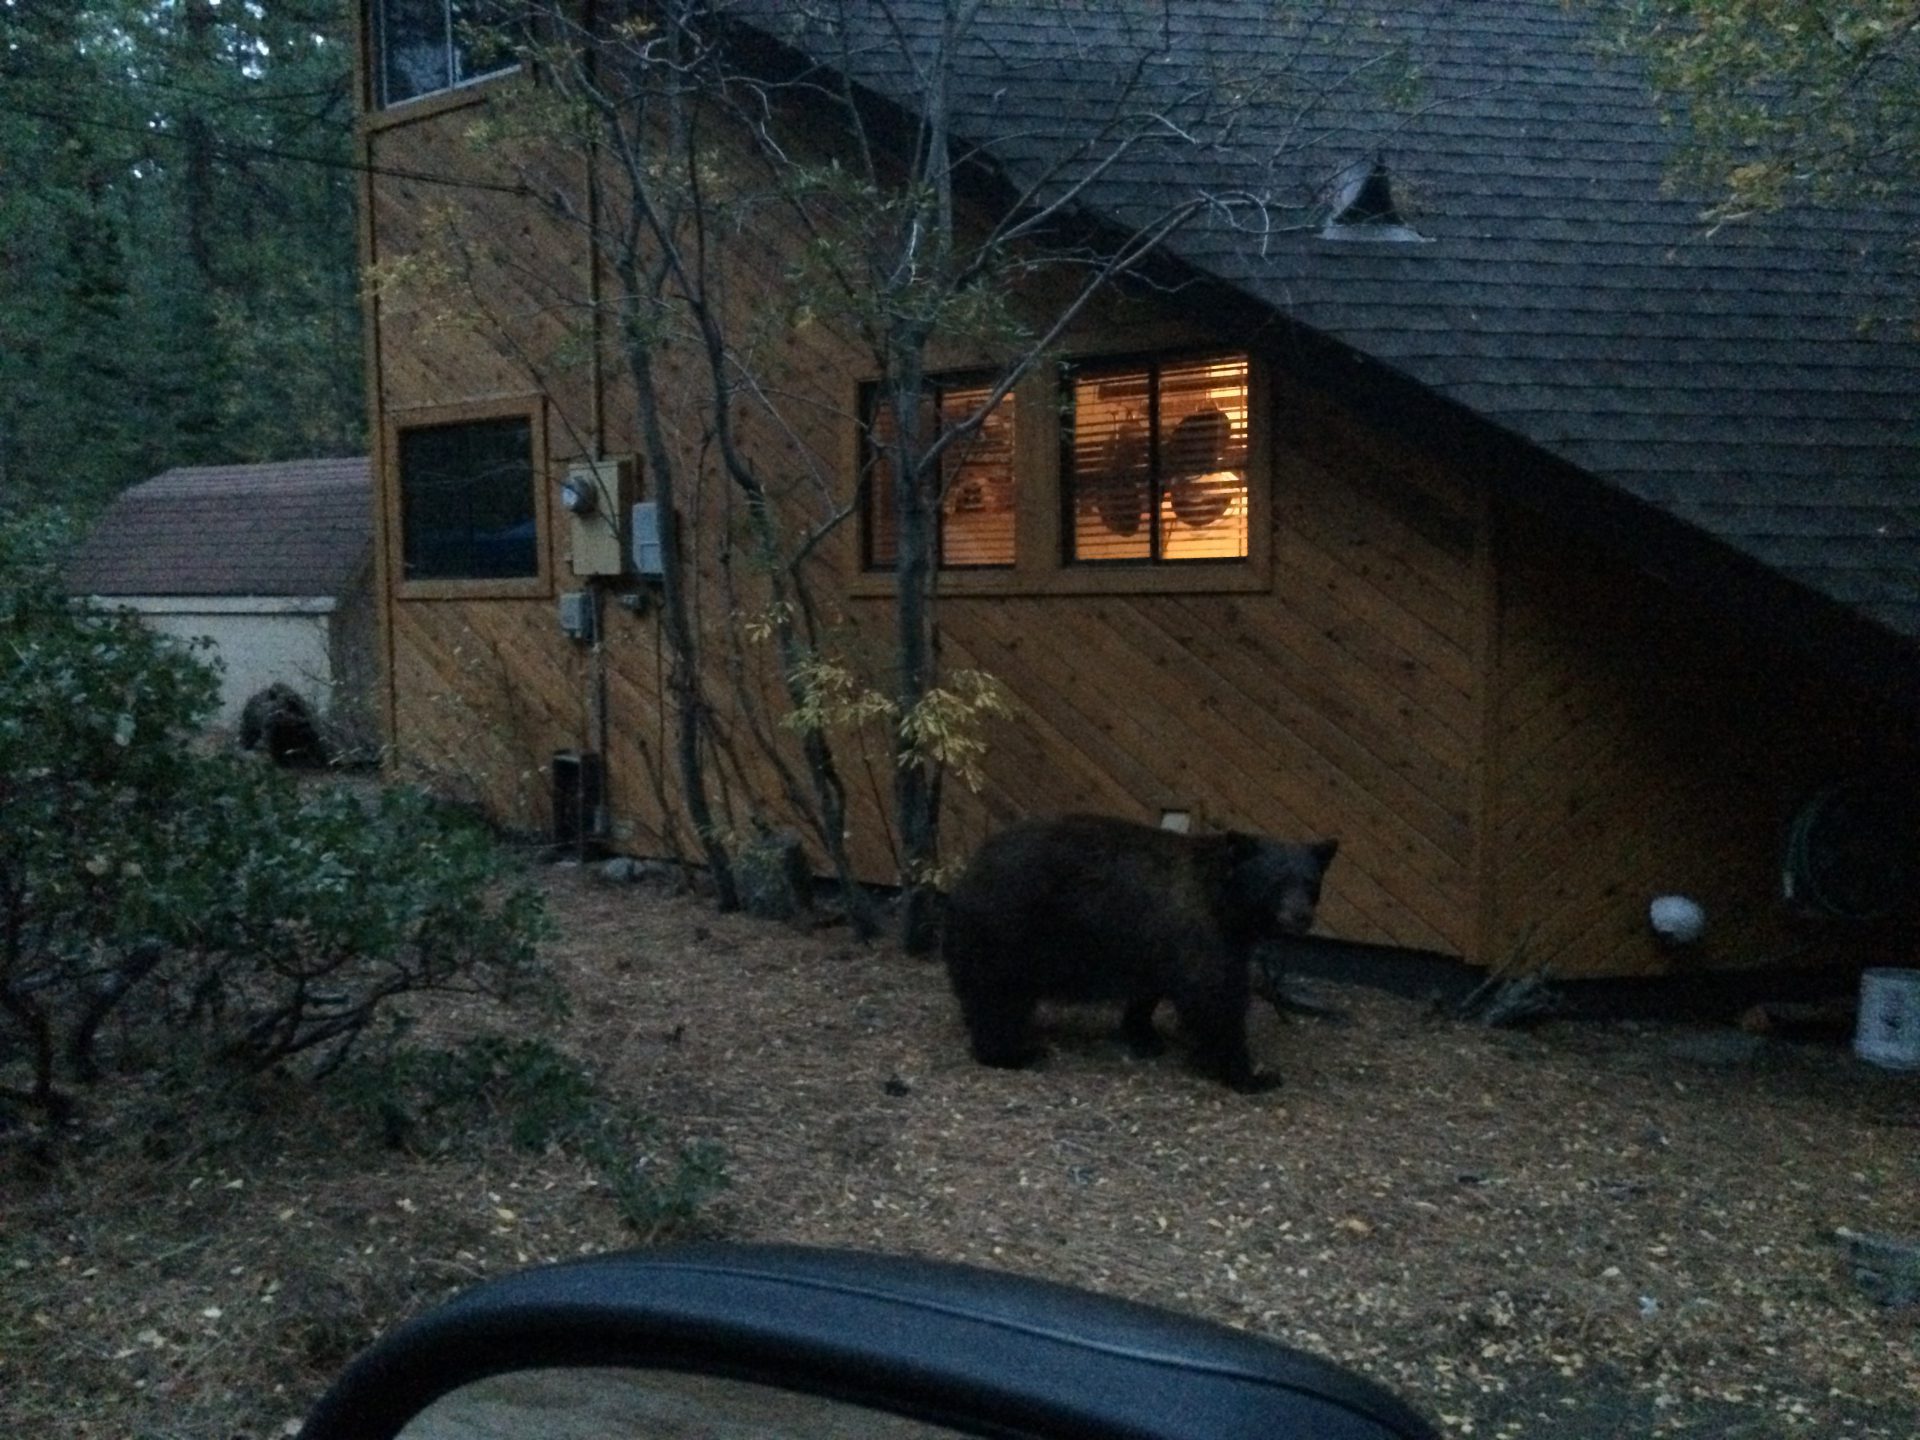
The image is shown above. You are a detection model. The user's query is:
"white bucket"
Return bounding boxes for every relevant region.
[1854,968,1920,1071]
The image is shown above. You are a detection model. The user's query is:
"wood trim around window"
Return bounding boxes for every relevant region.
[384,395,554,602]
[847,352,1272,599]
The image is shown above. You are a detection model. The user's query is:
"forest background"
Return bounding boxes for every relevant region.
[0,0,363,507]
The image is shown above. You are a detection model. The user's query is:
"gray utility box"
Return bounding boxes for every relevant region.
[558,590,595,642]
[630,501,664,578]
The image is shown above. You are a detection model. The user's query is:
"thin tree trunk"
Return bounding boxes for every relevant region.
[889,353,942,954]
[181,0,218,283]
[1,898,64,1117]
[620,297,739,909]
[686,291,880,937]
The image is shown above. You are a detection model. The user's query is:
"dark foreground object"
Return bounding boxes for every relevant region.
[944,814,1337,1091]
[299,1242,1438,1440]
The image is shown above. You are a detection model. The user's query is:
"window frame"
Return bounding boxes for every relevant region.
[846,346,1269,600]
[858,374,1020,574]
[366,0,525,116]
[385,397,552,601]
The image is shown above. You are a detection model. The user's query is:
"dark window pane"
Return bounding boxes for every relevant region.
[378,0,449,106]
[399,417,538,580]
[452,0,522,86]
[376,0,517,107]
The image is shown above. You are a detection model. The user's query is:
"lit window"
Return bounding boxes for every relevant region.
[398,416,538,580]
[1063,355,1249,563]
[374,0,520,108]
[863,381,1017,570]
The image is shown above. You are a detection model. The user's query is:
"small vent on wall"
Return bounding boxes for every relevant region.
[552,750,605,852]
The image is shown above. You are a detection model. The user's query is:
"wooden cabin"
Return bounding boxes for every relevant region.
[351,1,1920,978]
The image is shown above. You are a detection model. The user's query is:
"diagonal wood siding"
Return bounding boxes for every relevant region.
[934,379,1484,956]
[1487,505,1919,976]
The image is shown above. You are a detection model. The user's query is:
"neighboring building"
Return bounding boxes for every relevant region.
[349,1,1920,978]
[67,458,378,753]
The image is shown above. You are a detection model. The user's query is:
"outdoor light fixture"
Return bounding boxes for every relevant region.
[1648,894,1706,945]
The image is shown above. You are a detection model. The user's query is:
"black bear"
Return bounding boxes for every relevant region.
[238,683,327,767]
[942,815,1338,1092]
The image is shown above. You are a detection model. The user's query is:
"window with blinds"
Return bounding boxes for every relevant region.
[862,380,1017,570]
[1063,355,1250,564]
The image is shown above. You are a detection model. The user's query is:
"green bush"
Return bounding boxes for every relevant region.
[341,1036,730,1239]
[0,510,549,1122]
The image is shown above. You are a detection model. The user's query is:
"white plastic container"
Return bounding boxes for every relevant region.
[1854,968,1920,1070]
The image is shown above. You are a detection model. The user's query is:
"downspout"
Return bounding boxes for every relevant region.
[586,116,613,844]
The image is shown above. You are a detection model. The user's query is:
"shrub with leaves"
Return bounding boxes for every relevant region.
[0,510,549,1123]
[136,771,552,1078]
[341,1036,729,1240]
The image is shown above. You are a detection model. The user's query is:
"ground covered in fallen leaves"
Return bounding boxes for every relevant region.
[4,863,1916,1438]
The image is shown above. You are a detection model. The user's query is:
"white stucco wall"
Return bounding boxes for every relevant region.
[97,596,338,729]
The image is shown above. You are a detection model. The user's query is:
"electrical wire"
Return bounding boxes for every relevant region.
[0,97,535,198]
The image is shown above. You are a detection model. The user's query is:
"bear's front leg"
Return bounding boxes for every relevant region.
[1172,951,1279,1093]
[958,987,1044,1069]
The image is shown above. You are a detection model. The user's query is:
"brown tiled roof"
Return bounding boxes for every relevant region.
[66,458,373,599]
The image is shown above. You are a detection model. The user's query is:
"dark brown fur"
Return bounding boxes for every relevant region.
[942,815,1338,1092]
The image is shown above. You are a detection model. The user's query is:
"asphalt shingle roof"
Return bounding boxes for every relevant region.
[757,0,1920,641]
[66,457,373,599]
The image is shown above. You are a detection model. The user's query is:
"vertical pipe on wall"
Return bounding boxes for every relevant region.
[583,77,613,838]
[1471,484,1503,972]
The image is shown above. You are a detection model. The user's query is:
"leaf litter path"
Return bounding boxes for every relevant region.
[542,870,1918,1439]
[6,864,1912,1440]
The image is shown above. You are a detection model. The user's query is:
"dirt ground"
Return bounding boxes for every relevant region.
[4,862,1917,1439]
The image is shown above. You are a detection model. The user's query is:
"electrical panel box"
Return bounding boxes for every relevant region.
[558,589,596,642]
[630,501,665,578]
[563,458,634,577]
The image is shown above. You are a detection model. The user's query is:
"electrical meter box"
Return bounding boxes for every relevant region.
[562,458,634,577]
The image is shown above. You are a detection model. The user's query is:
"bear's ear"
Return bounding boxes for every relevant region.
[1311,839,1340,873]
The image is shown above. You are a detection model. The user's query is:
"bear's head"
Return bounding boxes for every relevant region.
[1225,835,1339,938]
